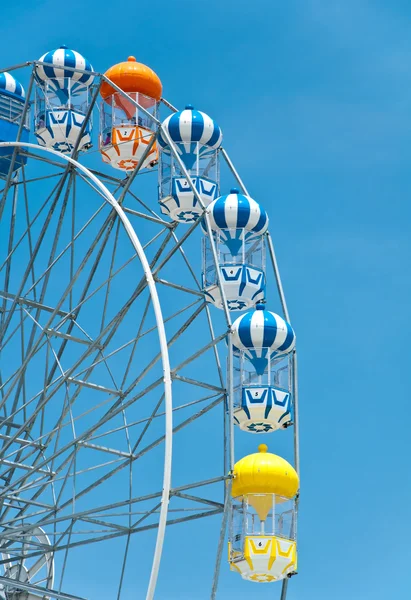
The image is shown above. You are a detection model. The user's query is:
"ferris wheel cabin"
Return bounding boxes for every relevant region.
[99,57,161,172]
[229,445,299,583]
[202,189,267,311]
[231,305,296,433]
[158,106,222,223]
[34,46,95,154]
[0,72,29,177]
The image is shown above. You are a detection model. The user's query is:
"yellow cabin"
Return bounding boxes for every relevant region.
[229,444,299,583]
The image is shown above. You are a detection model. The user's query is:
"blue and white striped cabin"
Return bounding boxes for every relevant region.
[0,72,29,177]
[34,46,94,154]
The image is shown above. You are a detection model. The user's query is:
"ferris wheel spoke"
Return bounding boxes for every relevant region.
[153,218,202,277]
[60,249,138,316]
[127,506,223,538]
[70,335,144,383]
[37,302,227,452]
[118,294,152,391]
[8,169,63,188]
[75,170,123,205]
[0,390,223,535]
[0,309,31,366]
[86,390,219,444]
[56,520,75,597]
[0,176,61,289]
[21,165,40,301]
[125,300,204,382]
[68,174,76,313]
[0,457,54,477]
[0,313,55,491]
[54,446,74,571]
[1,505,224,561]
[73,347,122,406]
[13,363,162,476]
[1,185,19,320]
[0,476,227,553]
[142,227,169,253]
[131,393,164,452]
[142,225,176,270]
[127,501,163,531]
[0,175,74,343]
[67,378,120,398]
[172,492,223,511]
[1,460,124,525]
[210,480,231,600]
[77,515,131,534]
[26,246,148,417]
[53,451,76,511]
[0,500,53,525]
[19,149,68,171]
[0,211,126,413]
[0,375,164,500]
[173,375,224,394]
[25,552,48,581]
[204,304,225,388]
[171,331,228,376]
[25,194,119,309]
[95,299,206,408]
[87,168,127,189]
[142,296,203,337]
[116,532,131,600]
[0,578,83,600]
[156,277,203,298]
[100,219,121,332]
[0,436,49,469]
[122,205,171,228]
[130,393,223,456]
[33,172,74,303]
[38,462,150,535]
[0,291,74,320]
[171,228,202,290]
[0,296,163,450]
[122,189,166,223]
[19,438,119,507]
[22,200,109,297]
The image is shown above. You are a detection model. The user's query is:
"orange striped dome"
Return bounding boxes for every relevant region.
[100,56,162,101]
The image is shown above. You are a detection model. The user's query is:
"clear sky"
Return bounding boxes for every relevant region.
[1,0,411,599]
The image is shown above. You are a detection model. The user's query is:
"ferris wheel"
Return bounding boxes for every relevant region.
[0,47,300,600]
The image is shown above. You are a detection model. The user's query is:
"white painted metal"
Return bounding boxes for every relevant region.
[0,141,173,600]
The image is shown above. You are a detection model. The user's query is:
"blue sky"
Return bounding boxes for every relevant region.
[1,0,411,598]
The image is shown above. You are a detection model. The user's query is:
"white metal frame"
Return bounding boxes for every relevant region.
[0,141,172,600]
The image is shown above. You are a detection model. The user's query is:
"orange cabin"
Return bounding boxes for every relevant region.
[99,56,162,171]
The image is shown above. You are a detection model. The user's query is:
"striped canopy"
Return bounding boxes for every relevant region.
[35,46,94,101]
[203,189,269,255]
[232,304,295,374]
[159,105,222,170]
[0,72,25,101]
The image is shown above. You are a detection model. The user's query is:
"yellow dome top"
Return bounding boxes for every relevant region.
[231,444,299,500]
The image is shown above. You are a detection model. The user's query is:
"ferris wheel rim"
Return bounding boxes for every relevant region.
[0,141,173,600]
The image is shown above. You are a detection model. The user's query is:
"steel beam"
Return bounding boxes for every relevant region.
[0,576,87,600]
